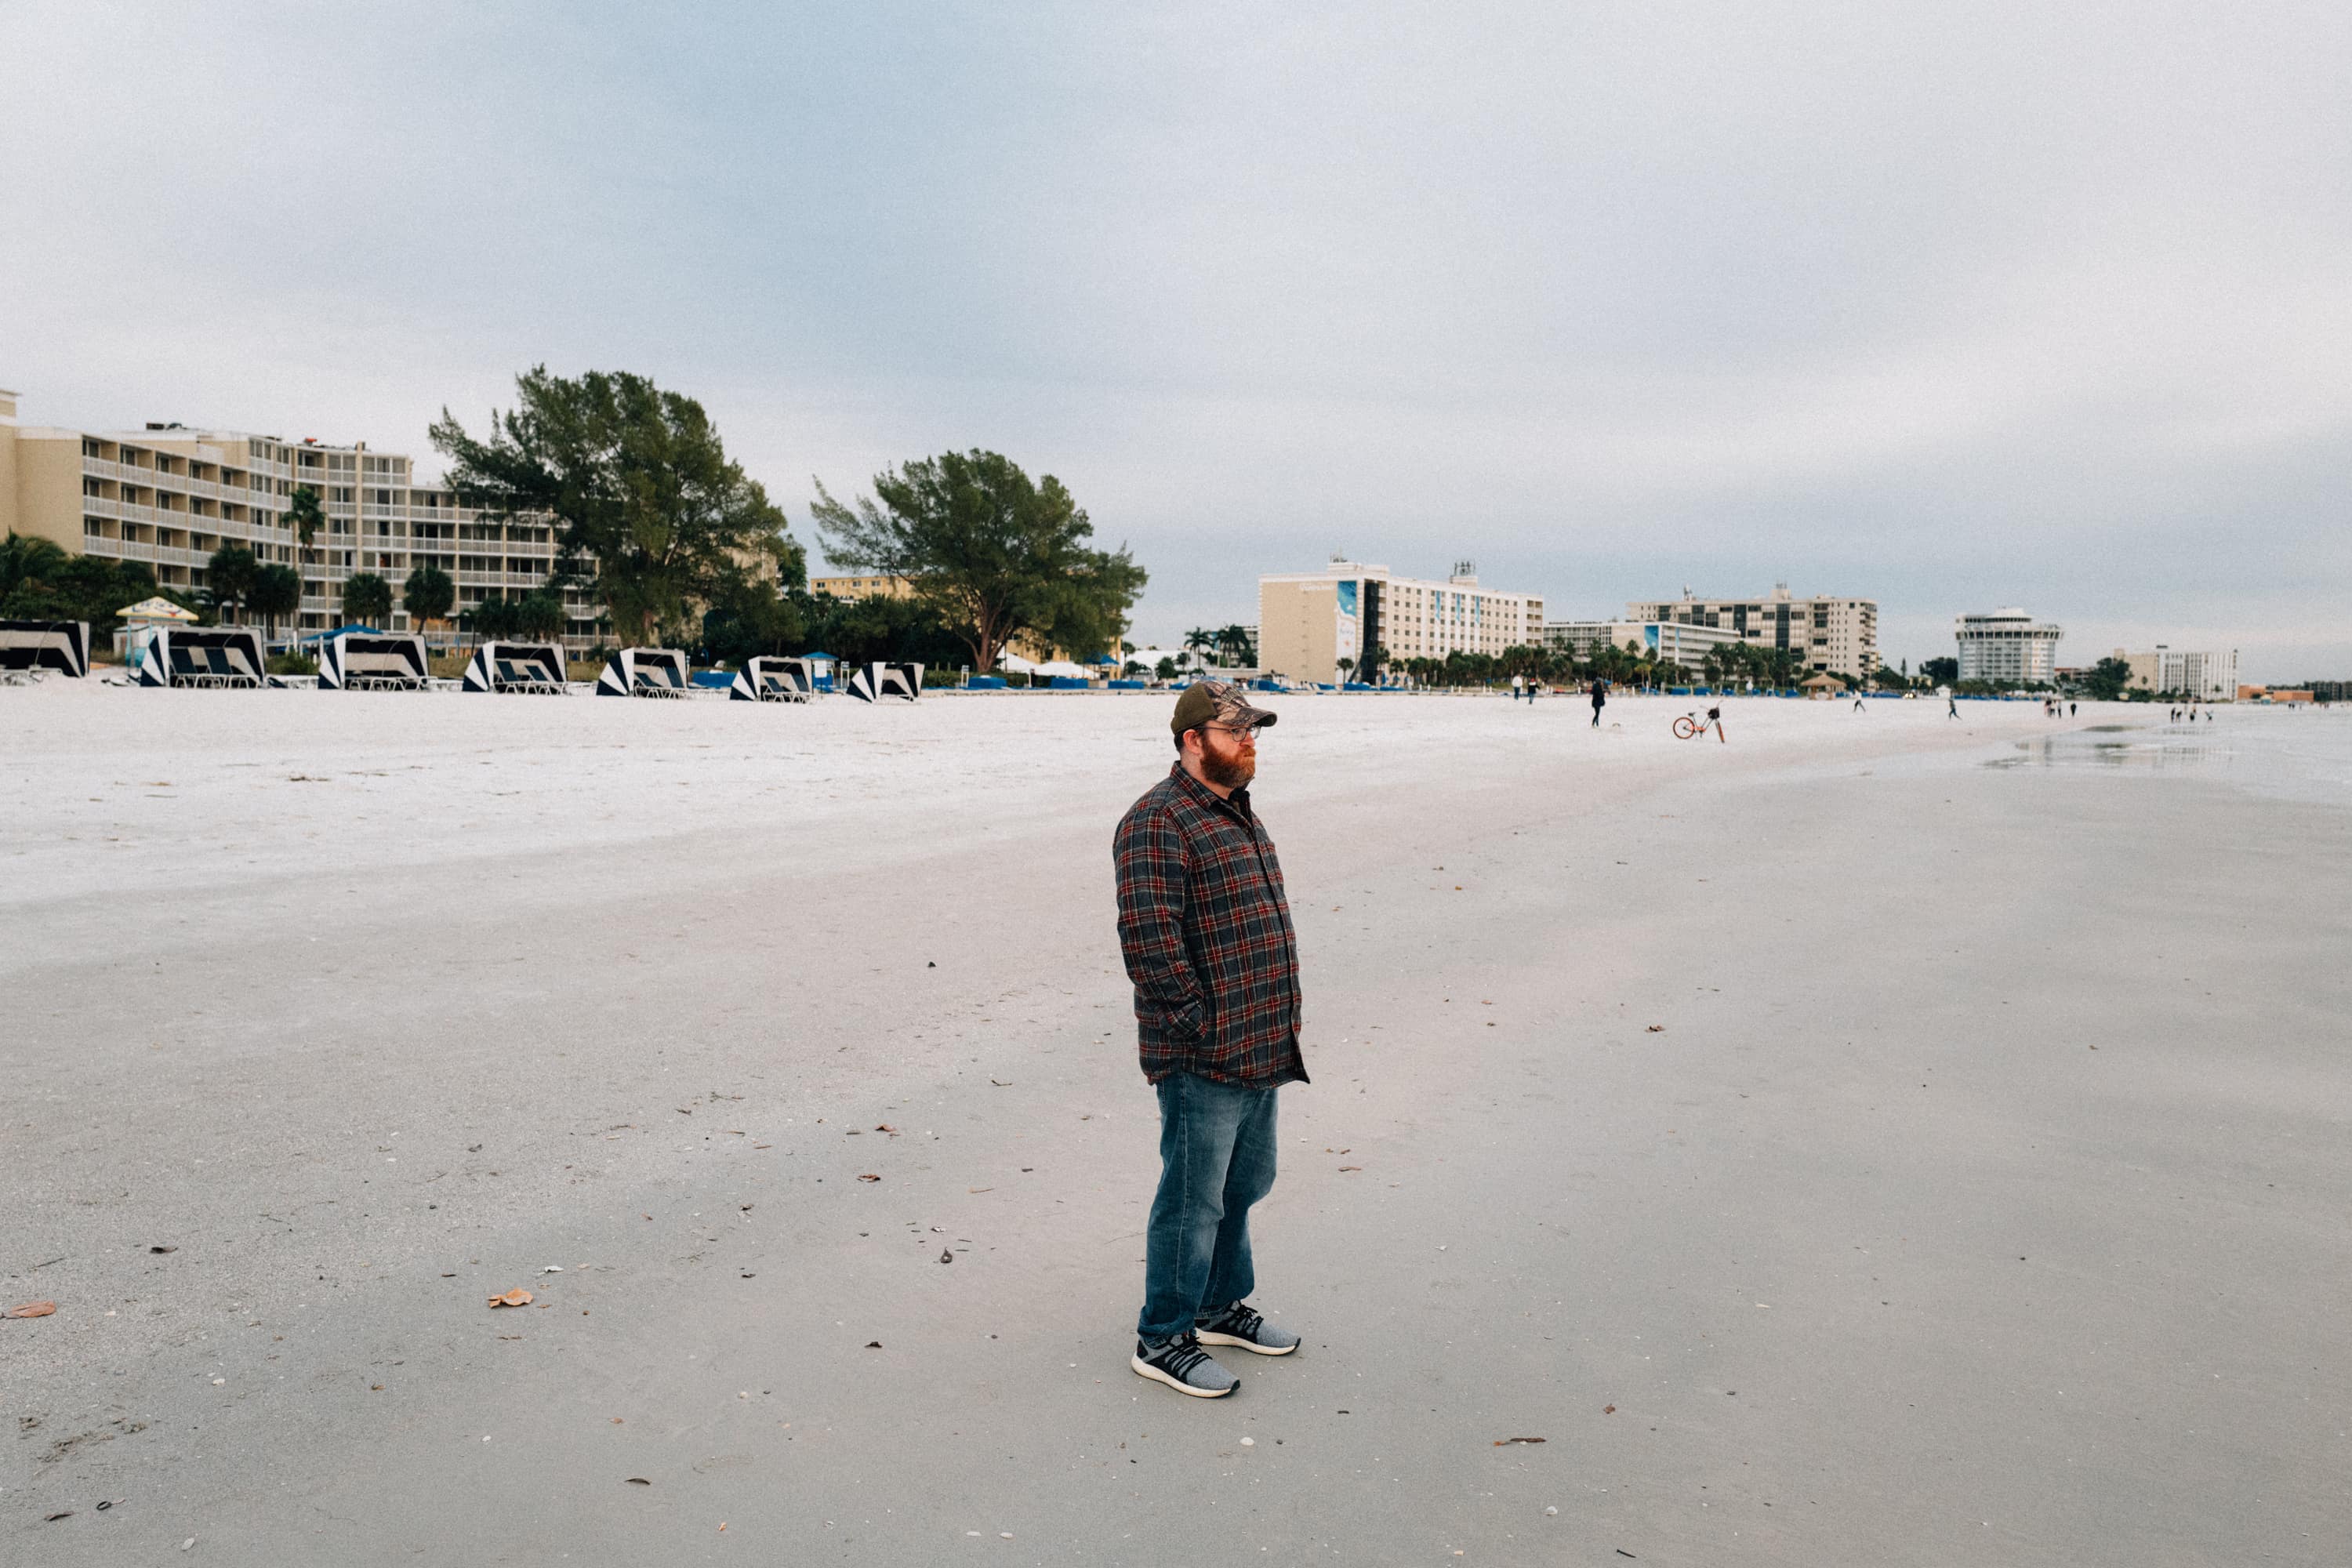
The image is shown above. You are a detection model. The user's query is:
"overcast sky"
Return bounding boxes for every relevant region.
[5,2,2346,676]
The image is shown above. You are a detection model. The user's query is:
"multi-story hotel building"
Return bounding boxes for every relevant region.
[808,572,903,601]
[1955,608,2063,686]
[0,387,598,649]
[1258,560,1542,685]
[1544,618,1748,671]
[1624,587,1880,681]
[2121,645,2238,702]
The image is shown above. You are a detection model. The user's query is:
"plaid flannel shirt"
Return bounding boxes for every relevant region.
[1113,763,1307,1088]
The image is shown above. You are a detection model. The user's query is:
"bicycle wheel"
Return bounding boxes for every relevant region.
[1672,717,1699,739]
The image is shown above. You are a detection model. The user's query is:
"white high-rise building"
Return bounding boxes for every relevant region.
[1955,608,2063,685]
[2121,646,2238,702]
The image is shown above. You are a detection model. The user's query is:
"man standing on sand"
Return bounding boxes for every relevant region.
[1590,677,1607,728]
[1114,680,1306,1398]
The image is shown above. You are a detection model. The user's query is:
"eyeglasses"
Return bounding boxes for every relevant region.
[1199,724,1263,743]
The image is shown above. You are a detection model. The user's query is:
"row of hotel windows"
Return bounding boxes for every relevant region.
[78,439,409,481]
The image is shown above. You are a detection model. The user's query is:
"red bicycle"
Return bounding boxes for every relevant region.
[1673,707,1726,742]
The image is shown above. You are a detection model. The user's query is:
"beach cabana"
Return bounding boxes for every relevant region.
[0,619,91,679]
[318,631,428,690]
[131,626,264,688]
[462,641,567,694]
[1802,673,1843,700]
[844,661,922,702]
[596,647,691,698]
[731,655,815,702]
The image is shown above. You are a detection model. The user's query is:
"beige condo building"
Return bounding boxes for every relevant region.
[1624,587,1879,681]
[1258,560,1544,685]
[0,387,598,649]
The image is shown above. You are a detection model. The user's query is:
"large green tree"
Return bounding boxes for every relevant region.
[403,564,455,630]
[465,594,520,644]
[2083,656,2132,701]
[1,534,180,631]
[430,367,792,647]
[205,543,261,623]
[0,532,70,599]
[811,449,1145,674]
[250,563,302,641]
[515,590,567,644]
[341,571,394,626]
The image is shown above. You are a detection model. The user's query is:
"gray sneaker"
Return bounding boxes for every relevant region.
[1131,1331,1238,1398]
[1195,1301,1300,1356]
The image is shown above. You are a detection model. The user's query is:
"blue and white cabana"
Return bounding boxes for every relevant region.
[0,619,90,679]
[318,631,428,690]
[731,655,815,702]
[844,661,922,702]
[131,626,265,688]
[596,647,691,698]
[462,641,567,694]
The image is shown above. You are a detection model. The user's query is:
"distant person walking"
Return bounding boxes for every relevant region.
[1512,673,1524,702]
[1947,693,1959,719]
[1114,680,1305,1399]
[1590,678,1607,728]
[1853,695,1866,713]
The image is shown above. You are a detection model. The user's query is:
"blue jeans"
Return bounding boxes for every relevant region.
[1138,1072,1281,1344]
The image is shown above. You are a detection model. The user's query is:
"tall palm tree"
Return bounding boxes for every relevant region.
[284,485,326,626]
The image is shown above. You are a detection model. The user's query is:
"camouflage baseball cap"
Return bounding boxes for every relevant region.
[1171,678,1278,737]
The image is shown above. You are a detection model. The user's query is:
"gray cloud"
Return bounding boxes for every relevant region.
[5,1,2346,676]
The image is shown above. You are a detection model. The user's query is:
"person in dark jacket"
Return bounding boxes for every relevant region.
[1589,677,1607,728]
[1113,680,1306,1397]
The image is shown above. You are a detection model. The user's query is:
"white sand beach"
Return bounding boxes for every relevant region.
[3,683,2347,1565]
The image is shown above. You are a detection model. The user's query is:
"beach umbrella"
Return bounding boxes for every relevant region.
[118,596,198,623]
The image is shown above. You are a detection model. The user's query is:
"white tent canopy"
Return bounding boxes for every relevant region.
[1032,659,1091,680]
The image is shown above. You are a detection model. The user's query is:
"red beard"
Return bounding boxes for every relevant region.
[1200,742,1256,790]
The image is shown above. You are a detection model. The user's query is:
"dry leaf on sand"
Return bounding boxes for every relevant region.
[5,1301,57,1319]
[487,1288,534,1308]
